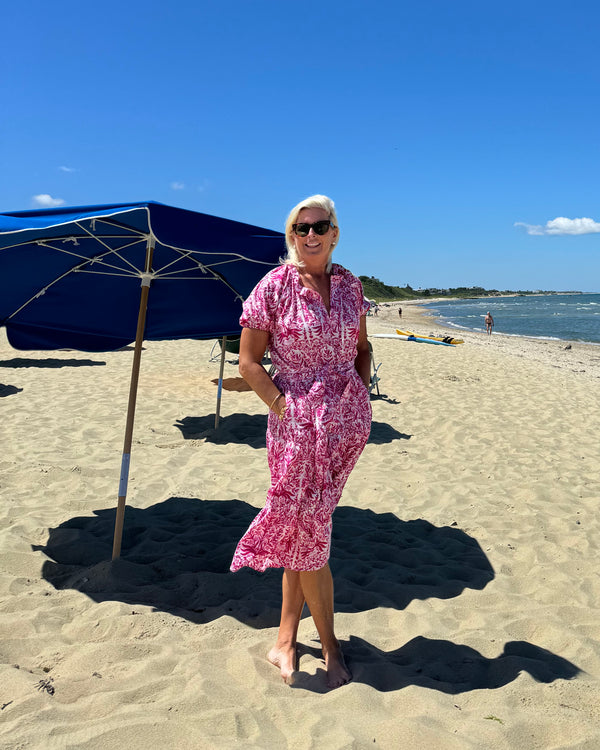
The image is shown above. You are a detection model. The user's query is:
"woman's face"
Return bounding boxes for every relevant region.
[292,207,338,270]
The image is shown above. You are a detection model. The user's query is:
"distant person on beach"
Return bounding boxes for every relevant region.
[485,311,494,335]
[398,306,402,318]
[230,194,372,689]
[373,303,379,317]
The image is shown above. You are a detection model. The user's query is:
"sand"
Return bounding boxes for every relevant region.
[1,302,599,749]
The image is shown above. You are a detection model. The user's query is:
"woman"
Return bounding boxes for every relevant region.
[230,195,372,689]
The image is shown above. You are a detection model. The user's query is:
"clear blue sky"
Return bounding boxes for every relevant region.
[2,0,599,291]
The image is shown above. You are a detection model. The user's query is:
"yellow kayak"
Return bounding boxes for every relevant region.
[396,329,464,345]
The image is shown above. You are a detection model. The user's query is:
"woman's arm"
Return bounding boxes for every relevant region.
[355,316,371,389]
[238,327,286,417]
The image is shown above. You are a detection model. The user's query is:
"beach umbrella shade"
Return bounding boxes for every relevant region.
[0,201,284,558]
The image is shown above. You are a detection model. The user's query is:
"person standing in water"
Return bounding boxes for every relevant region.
[485,311,494,335]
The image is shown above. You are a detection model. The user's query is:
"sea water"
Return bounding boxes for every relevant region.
[422,293,600,345]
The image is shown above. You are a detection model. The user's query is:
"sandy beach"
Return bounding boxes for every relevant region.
[1,301,599,749]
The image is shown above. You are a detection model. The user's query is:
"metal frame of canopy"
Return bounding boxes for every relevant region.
[0,203,283,560]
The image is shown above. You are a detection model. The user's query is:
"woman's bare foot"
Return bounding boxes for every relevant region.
[267,644,297,684]
[323,644,352,689]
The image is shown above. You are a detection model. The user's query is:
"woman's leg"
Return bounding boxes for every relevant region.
[299,564,352,688]
[268,568,305,682]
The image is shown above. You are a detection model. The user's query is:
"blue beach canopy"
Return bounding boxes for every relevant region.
[0,201,285,559]
[0,201,284,351]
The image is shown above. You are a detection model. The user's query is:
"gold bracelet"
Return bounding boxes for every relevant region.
[268,392,282,411]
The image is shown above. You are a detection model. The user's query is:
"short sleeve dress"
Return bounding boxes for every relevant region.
[230,263,372,572]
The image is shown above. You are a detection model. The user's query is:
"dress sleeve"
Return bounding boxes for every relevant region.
[355,276,370,316]
[239,272,275,332]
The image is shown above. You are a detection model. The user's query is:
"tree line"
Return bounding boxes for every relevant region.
[359,276,576,301]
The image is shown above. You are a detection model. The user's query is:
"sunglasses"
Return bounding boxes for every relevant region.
[292,220,334,237]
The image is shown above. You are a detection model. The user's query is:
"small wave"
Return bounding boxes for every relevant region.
[497,331,565,342]
[439,320,471,331]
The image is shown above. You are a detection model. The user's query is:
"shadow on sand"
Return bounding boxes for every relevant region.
[0,383,23,397]
[0,357,106,368]
[35,496,582,693]
[175,415,410,448]
[36,497,490,627]
[291,636,582,693]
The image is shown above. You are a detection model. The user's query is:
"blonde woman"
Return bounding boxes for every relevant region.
[230,195,371,688]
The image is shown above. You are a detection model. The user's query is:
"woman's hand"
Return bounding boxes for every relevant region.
[271,392,287,419]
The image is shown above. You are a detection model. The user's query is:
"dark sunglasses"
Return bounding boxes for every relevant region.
[292,220,334,237]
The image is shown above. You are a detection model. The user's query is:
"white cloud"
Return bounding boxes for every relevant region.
[515,217,600,236]
[32,194,65,208]
[171,181,185,190]
[59,166,77,173]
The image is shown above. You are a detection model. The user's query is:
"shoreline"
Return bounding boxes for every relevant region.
[369,299,600,381]
[377,296,600,344]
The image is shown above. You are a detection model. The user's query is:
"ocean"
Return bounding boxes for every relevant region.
[421,293,600,345]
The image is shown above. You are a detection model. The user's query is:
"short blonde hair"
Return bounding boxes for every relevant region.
[283,194,339,271]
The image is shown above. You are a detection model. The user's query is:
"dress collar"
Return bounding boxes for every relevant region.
[289,263,341,284]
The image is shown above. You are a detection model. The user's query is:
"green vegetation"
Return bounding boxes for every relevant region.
[358,277,416,300]
[359,276,580,302]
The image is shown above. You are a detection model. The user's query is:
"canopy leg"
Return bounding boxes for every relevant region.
[112,240,154,560]
[368,341,381,396]
[215,336,227,429]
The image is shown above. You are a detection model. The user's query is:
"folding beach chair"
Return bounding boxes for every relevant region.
[209,334,242,362]
[211,335,273,428]
[368,341,381,395]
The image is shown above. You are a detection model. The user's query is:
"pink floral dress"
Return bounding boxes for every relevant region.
[230,263,372,572]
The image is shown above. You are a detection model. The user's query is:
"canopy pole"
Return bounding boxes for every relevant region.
[214,336,227,429]
[112,237,155,560]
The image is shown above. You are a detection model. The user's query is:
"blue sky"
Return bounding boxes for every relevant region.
[2,0,599,291]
